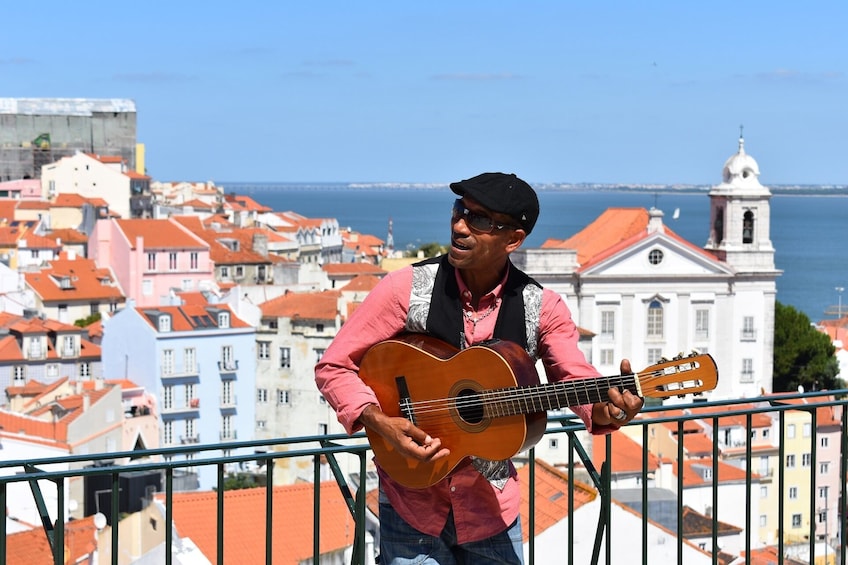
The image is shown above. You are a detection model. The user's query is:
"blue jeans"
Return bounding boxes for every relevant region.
[378,503,524,565]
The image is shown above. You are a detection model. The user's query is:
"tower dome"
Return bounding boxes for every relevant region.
[721,135,762,188]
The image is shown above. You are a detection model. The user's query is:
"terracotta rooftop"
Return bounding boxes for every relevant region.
[5,514,99,565]
[137,304,251,332]
[260,290,341,321]
[322,263,387,276]
[115,218,207,250]
[590,429,661,474]
[24,254,125,303]
[162,481,356,564]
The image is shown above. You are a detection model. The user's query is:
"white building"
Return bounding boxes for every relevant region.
[515,135,780,401]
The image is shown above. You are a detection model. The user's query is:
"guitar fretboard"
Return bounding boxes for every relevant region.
[483,375,641,418]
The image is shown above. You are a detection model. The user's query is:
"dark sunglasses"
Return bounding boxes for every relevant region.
[451,199,519,233]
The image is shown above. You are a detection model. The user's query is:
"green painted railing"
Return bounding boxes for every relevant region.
[1,390,845,565]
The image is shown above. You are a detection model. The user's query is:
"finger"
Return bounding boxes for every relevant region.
[620,358,632,375]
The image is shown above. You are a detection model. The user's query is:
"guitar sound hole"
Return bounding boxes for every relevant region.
[455,389,484,424]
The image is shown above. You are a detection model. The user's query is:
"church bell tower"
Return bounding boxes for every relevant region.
[704,130,776,273]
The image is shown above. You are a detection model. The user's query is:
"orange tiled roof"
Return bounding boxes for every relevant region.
[137,304,250,332]
[45,227,89,244]
[341,274,382,292]
[24,255,125,303]
[590,429,661,474]
[172,217,277,265]
[517,459,597,540]
[115,218,207,250]
[223,193,272,213]
[541,207,717,271]
[322,263,387,276]
[163,481,356,564]
[5,514,99,565]
[0,198,19,221]
[260,290,341,321]
[681,458,757,487]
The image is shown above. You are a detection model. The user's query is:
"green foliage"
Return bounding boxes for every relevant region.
[219,472,267,491]
[773,302,842,392]
[74,311,102,328]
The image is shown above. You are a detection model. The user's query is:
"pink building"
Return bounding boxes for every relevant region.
[89,218,215,307]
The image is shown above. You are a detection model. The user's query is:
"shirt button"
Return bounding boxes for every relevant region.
[450,486,456,492]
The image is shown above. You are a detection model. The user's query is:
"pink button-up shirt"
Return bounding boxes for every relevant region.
[315,264,614,543]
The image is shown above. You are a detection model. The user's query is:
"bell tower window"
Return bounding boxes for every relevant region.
[713,208,724,245]
[742,210,754,244]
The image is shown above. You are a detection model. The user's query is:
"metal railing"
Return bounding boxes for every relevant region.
[1,390,846,565]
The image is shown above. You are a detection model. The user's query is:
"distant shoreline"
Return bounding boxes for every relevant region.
[221,181,848,197]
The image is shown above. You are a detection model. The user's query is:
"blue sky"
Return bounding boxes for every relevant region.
[2,1,846,185]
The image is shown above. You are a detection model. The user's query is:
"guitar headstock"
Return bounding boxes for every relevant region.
[638,352,718,399]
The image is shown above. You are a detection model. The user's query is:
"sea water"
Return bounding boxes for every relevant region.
[225,183,848,324]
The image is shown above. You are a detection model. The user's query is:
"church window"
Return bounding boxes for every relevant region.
[713,208,724,244]
[647,300,664,338]
[600,311,615,339]
[742,210,754,244]
[648,249,664,265]
[695,309,710,339]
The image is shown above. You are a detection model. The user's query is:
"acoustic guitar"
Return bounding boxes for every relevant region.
[359,333,718,488]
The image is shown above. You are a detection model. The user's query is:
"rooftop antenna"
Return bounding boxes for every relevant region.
[386,217,394,252]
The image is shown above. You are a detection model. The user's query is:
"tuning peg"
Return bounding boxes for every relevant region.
[660,356,670,363]
[688,350,700,357]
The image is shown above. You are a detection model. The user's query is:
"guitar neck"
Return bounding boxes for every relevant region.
[487,374,640,418]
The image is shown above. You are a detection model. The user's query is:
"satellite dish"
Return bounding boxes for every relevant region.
[94,512,107,530]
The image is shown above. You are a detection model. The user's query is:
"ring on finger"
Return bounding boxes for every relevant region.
[612,405,627,422]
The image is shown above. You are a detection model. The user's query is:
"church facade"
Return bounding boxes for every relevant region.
[514,136,781,401]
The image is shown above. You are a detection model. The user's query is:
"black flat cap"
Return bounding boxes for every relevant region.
[450,172,539,233]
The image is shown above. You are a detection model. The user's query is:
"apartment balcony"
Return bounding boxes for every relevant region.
[217,359,239,374]
[1,390,845,564]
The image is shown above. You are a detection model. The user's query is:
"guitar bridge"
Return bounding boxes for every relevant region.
[395,376,417,425]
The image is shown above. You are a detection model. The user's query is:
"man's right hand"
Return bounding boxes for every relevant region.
[358,404,451,462]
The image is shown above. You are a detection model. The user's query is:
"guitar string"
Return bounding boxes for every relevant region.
[403,369,693,422]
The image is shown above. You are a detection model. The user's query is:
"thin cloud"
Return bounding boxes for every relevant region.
[302,59,356,68]
[113,71,197,84]
[431,72,524,81]
[0,57,35,65]
[753,69,843,83]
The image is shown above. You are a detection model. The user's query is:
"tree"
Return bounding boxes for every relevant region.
[410,242,448,258]
[773,301,841,392]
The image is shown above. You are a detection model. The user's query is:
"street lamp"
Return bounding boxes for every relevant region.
[837,287,845,318]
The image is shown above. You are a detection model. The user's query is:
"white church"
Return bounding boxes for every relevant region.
[514,135,781,401]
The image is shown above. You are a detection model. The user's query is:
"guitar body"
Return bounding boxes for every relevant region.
[360,333,545,489]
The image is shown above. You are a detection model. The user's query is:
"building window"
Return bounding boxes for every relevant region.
[221,415,234,440]
[235,266,244,279]
[315,349,325,363]
[221,266,230,278]
[13,365,25,383]
[786,454,795,468]
[648,249,664,265]
[549,438,559,449]
[62,335,75,356]
[741,316,756,340]
[742,210,754,244]
[646,299,663,338]
[186,383,197,406]
[316,323,324,333]
[164,421,173,445]
[280,347,291,368]
[277,389,291,405]
[159,315,171,332]
[802,453,811,467]
[647,348,662,365]
[819,486,829,500]
[803,423,811,437]
[788,486,798,500]
[169,253,178,270]
[258,341,270,359]
[787,424,796,439]
[162,349,174,376]
[147,252,156,270]
[79,362,91,378]
[318,423,329,435]
[163,385,174,410]
[221,346,234,370]
[190,252,198,270]
[759,515,767,527]
[142,279,153,296]
[218,312,230,328]
[760,486,768,498]
[600,349,615,366]
[600,311,615,339]
[184,348,196,373]
[821,437,829,448]
[741,358,754,382]
[791,514,802,528]
[820,462,829,474]
[257,388,268,403]
[222,380,234,405]
[182,279,193,291]
[185,419,196,442]
[695,309,709,339]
